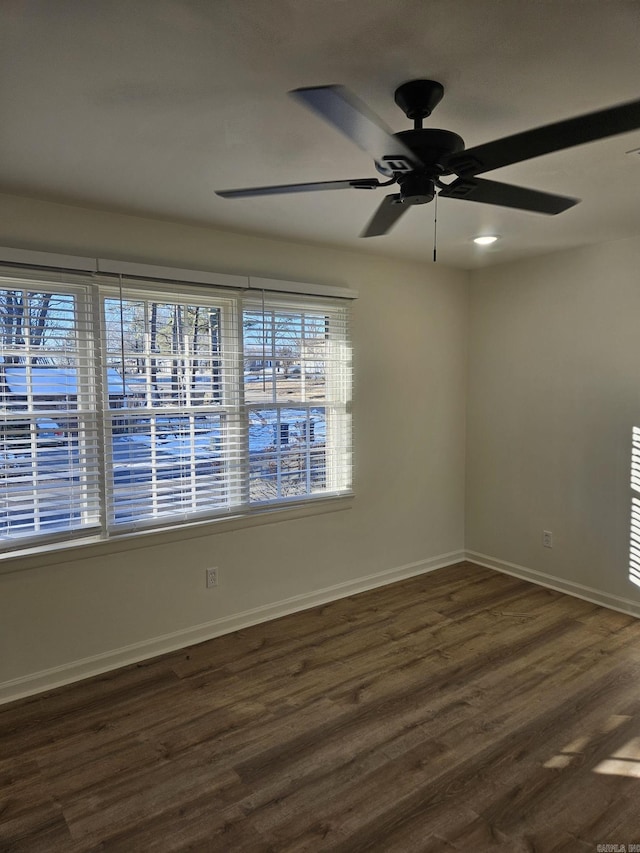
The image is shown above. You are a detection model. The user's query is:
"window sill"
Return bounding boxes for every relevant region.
[0,494,354,575]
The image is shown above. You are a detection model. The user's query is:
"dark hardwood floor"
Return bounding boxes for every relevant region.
[3,561,640,852]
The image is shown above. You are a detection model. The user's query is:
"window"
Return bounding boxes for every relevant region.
[101,285,242,532]
[0,279,100,544]
[0,272,352,552]
[243,295,351,503]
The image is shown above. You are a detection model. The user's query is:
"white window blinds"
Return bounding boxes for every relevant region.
[0,270,353,553]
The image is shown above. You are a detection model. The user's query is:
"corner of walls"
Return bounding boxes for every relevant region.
[465,235,640,614]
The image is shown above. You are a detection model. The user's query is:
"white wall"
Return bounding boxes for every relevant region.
[0,193,468,700]
[466,236,640,613]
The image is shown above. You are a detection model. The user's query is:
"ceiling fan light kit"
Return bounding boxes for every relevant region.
[216,79,640,239]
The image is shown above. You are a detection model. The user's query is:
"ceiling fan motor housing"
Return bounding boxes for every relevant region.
[377,129,466,205]
[397,129,465,169]
[376,128,465,179]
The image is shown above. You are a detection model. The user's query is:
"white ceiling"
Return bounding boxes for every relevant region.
[1,0,639,269]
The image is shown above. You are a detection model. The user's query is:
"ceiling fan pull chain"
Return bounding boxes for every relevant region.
[433,192,438,263]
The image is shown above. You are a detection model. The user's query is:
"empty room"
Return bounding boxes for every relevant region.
[2,1,640,850]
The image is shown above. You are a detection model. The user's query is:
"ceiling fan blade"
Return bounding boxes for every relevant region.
[290,85,422,172]
[438,177,578,214]
[216,177,382,198]
[360,193,408,237]
[446,97,640,177]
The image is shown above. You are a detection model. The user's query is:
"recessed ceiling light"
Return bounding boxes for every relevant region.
[473,235,499,246]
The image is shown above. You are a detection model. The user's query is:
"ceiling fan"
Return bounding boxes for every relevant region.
[216,80,640,238]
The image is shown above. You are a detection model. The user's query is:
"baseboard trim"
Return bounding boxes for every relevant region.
[466,550,640,619]
[0,549,465,706]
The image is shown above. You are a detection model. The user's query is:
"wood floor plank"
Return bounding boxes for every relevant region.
[3,561,640,851]
[0,783,74,853]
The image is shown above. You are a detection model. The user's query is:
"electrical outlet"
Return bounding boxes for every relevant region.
[206,567,218,588]
[543,530,553,548]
